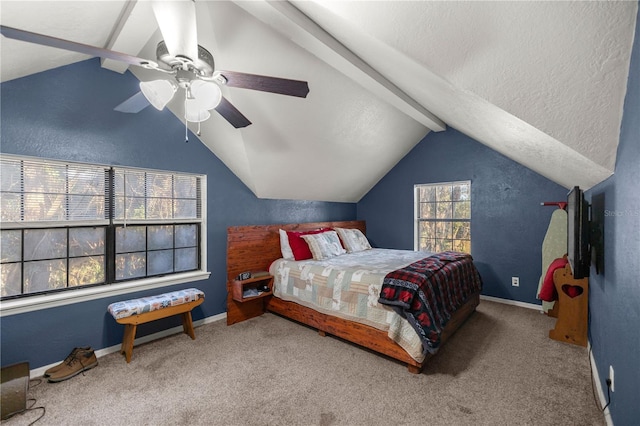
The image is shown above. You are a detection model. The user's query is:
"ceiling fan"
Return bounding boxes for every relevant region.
[0,1,309,130]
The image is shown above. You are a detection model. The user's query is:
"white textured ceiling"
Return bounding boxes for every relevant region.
[1,1,637,202]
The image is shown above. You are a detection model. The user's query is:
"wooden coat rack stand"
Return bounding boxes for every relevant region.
[548,263,588,347]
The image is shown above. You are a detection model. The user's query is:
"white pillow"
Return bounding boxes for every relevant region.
[279,229,294,260]
[335,228,372,253]
[301,231,346,260]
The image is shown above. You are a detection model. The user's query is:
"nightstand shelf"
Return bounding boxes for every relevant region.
[230,275,274,303]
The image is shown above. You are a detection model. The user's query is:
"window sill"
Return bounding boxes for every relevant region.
[0,271,211,317]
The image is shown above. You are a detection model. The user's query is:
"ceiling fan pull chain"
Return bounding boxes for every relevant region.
[184,92,189,143]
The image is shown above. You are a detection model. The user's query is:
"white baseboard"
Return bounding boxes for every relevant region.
[589,342,613,426]
[480,294,543,311]
[30,312,227,379]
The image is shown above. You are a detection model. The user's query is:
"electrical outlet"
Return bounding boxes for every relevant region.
[511,277,519,287]
[609,365,615,392]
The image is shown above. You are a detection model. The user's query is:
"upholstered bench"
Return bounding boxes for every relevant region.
[108,288,205,363]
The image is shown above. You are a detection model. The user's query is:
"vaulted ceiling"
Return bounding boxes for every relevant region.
[1,1,637,202]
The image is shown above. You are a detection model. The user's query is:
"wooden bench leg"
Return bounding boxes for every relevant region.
[182,312,196,340]
[120,323,132,355]
[112,295,203,363]
[121,324,137,363]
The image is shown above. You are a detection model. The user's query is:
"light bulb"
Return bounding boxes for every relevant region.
[139,80,177,110]
[190,80,222,110]
[185,98,211,123]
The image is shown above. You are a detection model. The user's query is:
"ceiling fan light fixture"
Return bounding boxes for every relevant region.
[140,79,177,110]
[185,98,211,123]
[190,80,222,110]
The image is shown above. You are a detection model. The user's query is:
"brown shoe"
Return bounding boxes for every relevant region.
[44,346,93,377]
[47,349,98,383]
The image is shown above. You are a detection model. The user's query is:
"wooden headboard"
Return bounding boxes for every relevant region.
[226,220,365,281]
[226,220,365,324]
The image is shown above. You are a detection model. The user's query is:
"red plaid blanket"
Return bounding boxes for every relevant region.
[378,251,482,354]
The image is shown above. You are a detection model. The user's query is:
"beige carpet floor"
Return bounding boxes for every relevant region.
[5,300,605,425]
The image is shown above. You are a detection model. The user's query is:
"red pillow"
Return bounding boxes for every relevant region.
[539,257,569,302]
[287,228,332,260]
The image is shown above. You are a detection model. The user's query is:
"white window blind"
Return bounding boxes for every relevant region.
[113,168,201,222]
[1,156,108,225]
[1,154,206,301]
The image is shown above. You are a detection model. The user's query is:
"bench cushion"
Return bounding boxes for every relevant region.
[108,288,205,320]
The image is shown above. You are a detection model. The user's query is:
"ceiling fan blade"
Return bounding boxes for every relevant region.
[214,97,252,128]
[151,0,198,60]
[0,25,158,69]
[114,92,150,113]
[218,71,310,98]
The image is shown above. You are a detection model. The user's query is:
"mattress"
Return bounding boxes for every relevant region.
[269,248,434,362]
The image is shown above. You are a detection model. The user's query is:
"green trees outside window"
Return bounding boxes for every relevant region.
[415,181,471,254]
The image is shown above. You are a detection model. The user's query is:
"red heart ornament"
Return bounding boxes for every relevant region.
[561,284,584,298]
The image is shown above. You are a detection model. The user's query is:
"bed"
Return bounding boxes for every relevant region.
[226,220,482,373]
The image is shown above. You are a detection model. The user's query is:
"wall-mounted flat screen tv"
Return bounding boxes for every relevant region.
[567,186,590,279]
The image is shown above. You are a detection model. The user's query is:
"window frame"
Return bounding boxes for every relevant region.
[0,154,210,317]
[414,180,471,253]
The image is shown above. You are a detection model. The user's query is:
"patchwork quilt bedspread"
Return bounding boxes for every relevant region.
[270,249,437,362]
[379,251,483,354]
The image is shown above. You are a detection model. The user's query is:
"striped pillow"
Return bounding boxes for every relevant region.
[335,228,372,253]
[301,231,346,260]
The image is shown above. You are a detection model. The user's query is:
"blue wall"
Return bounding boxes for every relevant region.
[586,7,640,424]
[0,59,356,369]
[357,128,568,306]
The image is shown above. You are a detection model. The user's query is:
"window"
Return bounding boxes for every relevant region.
[414,181,471,253]
[1,154,206,302]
